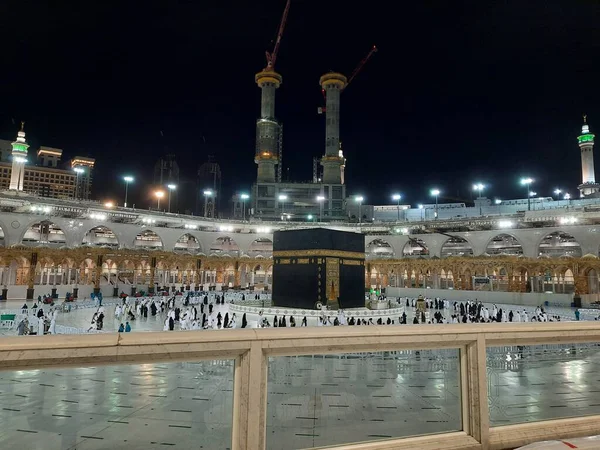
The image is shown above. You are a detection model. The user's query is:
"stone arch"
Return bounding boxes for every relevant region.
[83,226,119,248]
[585,267,600,294]
[402,238,429,257]
[0,224,5,247]
[440,236,474,258]
[21,220,67,247]
[538,231,582,258]
[174,233,202,254]
[366,238,395,259]
[485,234,523,256]
[247,238,273,258]
[209,236,240,257]
[133,229,164,250]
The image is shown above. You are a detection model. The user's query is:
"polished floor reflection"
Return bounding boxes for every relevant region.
[266,350,461,449]
[0,361,233,450]
[488,343,600,426]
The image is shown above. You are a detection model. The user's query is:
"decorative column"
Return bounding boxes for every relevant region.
[26,252,38,300]
[148,257,156,294]
[235,262,241,288]
[93,255,103,295]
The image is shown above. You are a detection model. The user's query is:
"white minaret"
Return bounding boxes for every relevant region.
[9,122,29,191]
[578,115,599,197]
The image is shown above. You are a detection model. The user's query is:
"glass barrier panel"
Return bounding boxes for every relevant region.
[267,349,461,449]
[0,360,234,449]
[487,343,600,426]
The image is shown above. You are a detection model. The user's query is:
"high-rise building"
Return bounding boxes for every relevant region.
[154,154,179,186]
[0,124,95,199]
[70,156,95,200]
[37,146,62,168]
[578,115,599,197]
[197,156,222,216]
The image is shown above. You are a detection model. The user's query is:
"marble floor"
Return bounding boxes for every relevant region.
[2,345,600,449]
[0,297,580,337]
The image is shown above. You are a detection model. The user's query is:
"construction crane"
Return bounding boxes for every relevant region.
[264,0,291,71]
[319,45,378,113]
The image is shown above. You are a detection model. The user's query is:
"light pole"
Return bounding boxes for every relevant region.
[529,191,537,210]
[418,204,424,221]
[240,193,249,221]
[392,193,401,221]
[473,183,485,216]
[355,196,364,224]
[167,184,176,213]
[155,191,165,210]
[520,178,533,211]
[554,189,562,207]
[495,199,502,215]
[308,214,313,222]
[203,190,213,218]
[564,193,571,208]
[74,167,85,200]
[317,195,325,222]
[430,189,440,219]
[123,176,133,207]
[278,194,288,221]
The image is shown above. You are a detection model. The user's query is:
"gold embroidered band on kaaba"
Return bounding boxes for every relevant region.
[273,250,365,259]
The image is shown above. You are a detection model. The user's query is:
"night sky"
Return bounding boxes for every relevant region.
[1,1,599,213]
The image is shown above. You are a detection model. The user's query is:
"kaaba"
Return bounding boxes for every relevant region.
[272,228,365,310]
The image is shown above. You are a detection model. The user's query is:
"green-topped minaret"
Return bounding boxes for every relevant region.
[578,115,599,197]
[9,121,29,191]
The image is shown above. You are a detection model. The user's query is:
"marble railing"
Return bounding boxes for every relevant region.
[2,323,600,449]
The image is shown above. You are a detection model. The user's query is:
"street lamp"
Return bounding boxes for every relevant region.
[495,198,502,215]
[155,191,165,210]
[564,193,571,207]
[278,194,288,221]
[473,183,485,216]
[316,195,325,222]
[167,184,177,213]
[123,176,134,207]
[203,190,213,218]
[355,196,364,224]
[307,214,313,222]
[392,193,401,221]
[74,167,85,200]
[554,189,562,208]
[520,177,533,211]
[418,204,424,221]
[240,193,249,221]
[430,189,440,219]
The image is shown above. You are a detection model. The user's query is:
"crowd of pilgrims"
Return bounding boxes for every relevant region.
[108,291,265,331]
[78,292,565,333]
[402,297,563,324]
[17,302,59,335]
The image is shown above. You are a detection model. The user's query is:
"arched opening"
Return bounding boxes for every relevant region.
[538,231,582,258]
[402,238,429,257]
[209,236,240,257]
[174,233,201,254]
[485,234,523,256]
[441,236,474,258]
[133,229,163,250]
[588,269,599,295]
[83,226,119,248]
[247,238,273,258]
[366,239,395,259]
[22,221,66,246]
[440,269,455,289]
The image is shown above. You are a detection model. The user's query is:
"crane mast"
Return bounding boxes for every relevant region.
[265,0,291,71]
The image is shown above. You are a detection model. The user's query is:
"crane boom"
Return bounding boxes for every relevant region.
[345,45,378,88]
[265,0,291,70]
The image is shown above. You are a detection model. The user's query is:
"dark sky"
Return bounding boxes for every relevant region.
[1,1,599,212]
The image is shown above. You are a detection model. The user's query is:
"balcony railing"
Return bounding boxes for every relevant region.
[2,323,600,449]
